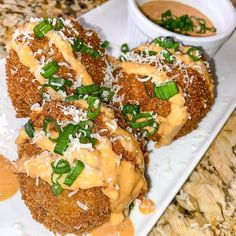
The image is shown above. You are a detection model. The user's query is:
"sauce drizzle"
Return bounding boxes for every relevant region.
[0,155,19,201]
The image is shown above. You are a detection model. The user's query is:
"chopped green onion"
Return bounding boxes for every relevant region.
[148,51,157,56]
[64,160,85,186]
[87,96,101,121]
[162,49,175,63]
[101,40,110,49]
[64,95,82,102]
[52,182,63,196]
[48,77,72,87]
[51,159,71,174]
[122,104,140,115]
[154,81,178,100]
[52,18,64,31]
[41,60,59,78]
[121,43,129,53]
[33,19,53,38]
[187,47,202,61]
[54,124,77,155]
[154,37,179,51]
[100,87,114,102]
[76,84,100,95]
[140,122,159,138]
[80,136,96,146]
[72,38,84,52]
[24,120,35,138]
[43,117,62,141]
[132,112,153,122]
[72,38,101,58]
[78,120,94,130]
[156,10,216,36]
[130,119,155,129]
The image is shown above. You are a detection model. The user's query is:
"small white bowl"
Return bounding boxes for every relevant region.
[127,0,236,57]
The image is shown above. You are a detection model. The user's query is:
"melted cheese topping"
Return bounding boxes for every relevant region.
[118,42,213,146]
[8,40,45,84]
[16,101,147,225]
[118,61,188,147]
[7,22,93,86]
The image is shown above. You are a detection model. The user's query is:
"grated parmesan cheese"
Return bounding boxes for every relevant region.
[76,201,89,211]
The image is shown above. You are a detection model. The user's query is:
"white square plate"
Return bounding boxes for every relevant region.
[0,0,236,235]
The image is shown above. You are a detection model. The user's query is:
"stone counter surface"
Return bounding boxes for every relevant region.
[0,1,236,235]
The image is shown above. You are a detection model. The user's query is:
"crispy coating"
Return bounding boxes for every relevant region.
[6,18,106,117]
[17,173,110,235]
[173,67,214,138]
[17,101,147,234]
[113,68,171,117]
[110,60,214,142]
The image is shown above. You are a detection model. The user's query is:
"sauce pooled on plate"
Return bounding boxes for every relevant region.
[0,154,19,201]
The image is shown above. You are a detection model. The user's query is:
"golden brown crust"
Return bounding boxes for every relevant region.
[110,62,214,142]
[112,69,171,117]
[17,173,110,235]
[173,67,214,138]
[6,50,42,117]
[6,18,106,118]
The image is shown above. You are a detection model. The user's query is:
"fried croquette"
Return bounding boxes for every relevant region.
[6,17,107,117]
[97,37,214,146]
[16,100,147,235]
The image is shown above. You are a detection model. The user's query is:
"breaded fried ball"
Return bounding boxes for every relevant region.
[6,17,107,117]
[16,100,147,235]
[97,37,214,147]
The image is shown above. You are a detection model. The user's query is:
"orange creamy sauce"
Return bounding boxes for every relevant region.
[139,199,156,214]
[140,1,216,37]
[0,155,19,201]
[90,218,134,236]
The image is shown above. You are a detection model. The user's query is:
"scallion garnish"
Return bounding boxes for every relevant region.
[43,117,62,141]
[87,96,101,121]
[64,160,85,187]
[52,18,64,31]
[76,84,100,95]
[154,37,179,51]
[140,122,159,138]
[130,119,155,129]
[78,120,94,130]
[40,60,59,78]
[148,51,157,56]
[48,77,72,87]
[54,124,77,155]
[156,10,216,36]
[33,19,53,38]
[24,120,35,138]
[187,47,202,61]
[72,38,101,58]
[51,182,63,196]
[121,43,130,53]
[122,104,140,115]
[64,95,82,102]
[154,81,178,100]
[99,87,114,102]
[51,159,71,174]
[162,49,175,63]
[101,40,110,49]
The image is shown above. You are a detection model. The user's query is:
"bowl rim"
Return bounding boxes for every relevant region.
[129,0,236,43]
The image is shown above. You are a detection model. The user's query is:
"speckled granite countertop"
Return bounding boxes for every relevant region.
[0,1,236,235]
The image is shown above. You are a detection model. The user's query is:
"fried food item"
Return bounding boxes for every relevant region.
[6,17,107,117]
[16,100,147,235]
[97,37,214,147]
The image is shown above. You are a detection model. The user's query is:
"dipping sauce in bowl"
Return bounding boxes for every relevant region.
[140,1,216,37]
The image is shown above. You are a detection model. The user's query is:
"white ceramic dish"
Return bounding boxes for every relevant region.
[0,0,236,235]
[128,0,236,57]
